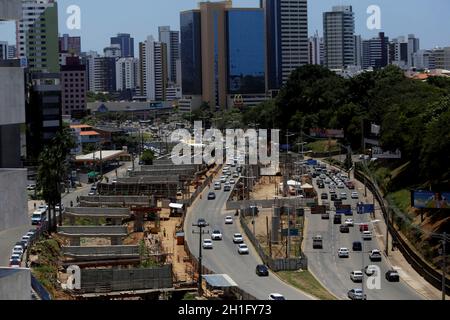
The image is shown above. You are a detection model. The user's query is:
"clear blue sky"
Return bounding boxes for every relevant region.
[1,0,449,55]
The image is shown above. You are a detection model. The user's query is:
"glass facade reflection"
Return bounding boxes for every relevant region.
[226,9,265,94]
[180,11,202,95]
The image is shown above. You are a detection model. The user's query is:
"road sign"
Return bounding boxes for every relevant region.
[336,204,352,215]
[306,159,318,166]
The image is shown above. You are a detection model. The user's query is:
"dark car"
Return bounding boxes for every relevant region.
[330,194,337,201]
[196,218,208,227]
[333,214,342,224]
[340,225,350,233]
[321,193,328,200]
[321,212,330,220]
[207,192,216,200]
[385,270,400,282]
[352,241,362,251]
[256,264,269,277]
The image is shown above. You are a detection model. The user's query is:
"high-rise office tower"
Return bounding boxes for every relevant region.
[16,0,59,72]
[362,32,389,69]
[308,31,324,65]
[389,36,408,67]
[264,0,308,90]
[407,34,420,68]
[323,5,355,69]
[61,57,87,118]
[139,36,167,101]
[104,44,122,58]
[0,41,7,60]
[116,57,139,91]
[59,34,81,55]
[87,56,117,92]
[111,33,135,58]
[354,35,362,67]
[158,26,180,84]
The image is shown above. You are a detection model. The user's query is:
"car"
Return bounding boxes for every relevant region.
[362,231,373,240]
[220,176,227,183]
[256,264,269,276]
[225,216,233,224]
[369,249,382,261]
[385,270,400,282]
[312,235,323,249]
[37,204,48,213]
[211,230,223,241]
[329,189,336,195]
[207,192,216,200]
[197,218,208,227]
[233,233,244,244]
[88,191,96,196]
[340,225,350,233]
[350,271,364,282]
[351,191,359,199]
[348,288,367,300]
[321,212,330,220]
[9,260,21,268]
[344,219,354,226]
[340,192,347,200]
[26,230,36,238]
[112,178,118,184]
[338,248,350,258]
[317,183,325,189]
[269,293,286,300]
[10,254,22,262]
[27,184,36,191]
[330,194,338,201]
[229,179,236,184]
[15,242,25,250]
[337,182,345,189]
[127,167,133,172]
[352,241,362,251]
[12,245,24,256]
[233,172,239,178]
[333,214,342,224]
[346,181,355,189]
[214,182,221,190]
[238,244,249,255]
[224,184,231,192]
[321,193,328,200]
[359,223,369,232]
[21,235,31,249]
[324,178,331,184]
[365,265,378,276]
[202,239,213,249]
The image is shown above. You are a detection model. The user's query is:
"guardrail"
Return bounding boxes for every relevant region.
[31,274,52,300]
[354,166,450,295]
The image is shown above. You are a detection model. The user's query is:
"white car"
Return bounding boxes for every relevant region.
[229,179,236,184]
[233,233,244,243]
[21,235,31,249]
[27,184,36,191]
[211,230,223,241]
[338,248,350,258]
[369,249,382,261]
[225,216,233,224]
[238,244,249,255]
[220,176,227,183]
[269,293,286,300]
[344,219,354,226]
[362,231,373,240]
[12,245,24,256]
[365,265,378,276]
[351,191,359,199]
[340,192,347,199]
[202,239,213,249]
[9,254,22,262]
[350,270,363,282]
[214,182,221,190]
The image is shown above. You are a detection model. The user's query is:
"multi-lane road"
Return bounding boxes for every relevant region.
[185,167,314,300]
[304,164,424,300]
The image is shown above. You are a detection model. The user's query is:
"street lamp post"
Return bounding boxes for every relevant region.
[192,219,209,297]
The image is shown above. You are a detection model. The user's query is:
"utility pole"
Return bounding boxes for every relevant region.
[192,219,209,297]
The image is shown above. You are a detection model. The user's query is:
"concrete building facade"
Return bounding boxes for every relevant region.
[116,57,139,92]
[158,26,180,85]
[139,36,167,101]
[61,57,87,118]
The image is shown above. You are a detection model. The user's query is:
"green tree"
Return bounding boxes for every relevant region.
[141,149,155,165]
[37,126,76,231]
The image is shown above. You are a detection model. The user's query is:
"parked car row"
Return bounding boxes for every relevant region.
[9,229,36,268]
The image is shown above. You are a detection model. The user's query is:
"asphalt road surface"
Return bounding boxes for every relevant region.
[185,168,314,300]
[304,164,424,300]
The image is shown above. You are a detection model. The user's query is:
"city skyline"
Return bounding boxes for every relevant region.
[1,0,450,55]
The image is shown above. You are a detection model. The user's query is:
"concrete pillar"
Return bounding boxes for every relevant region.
[272,207,281,243]
[111,236,122,245]
[69,216,75,225]
[70,237,81,246]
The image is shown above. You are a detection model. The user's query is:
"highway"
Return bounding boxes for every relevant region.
[304,163,424,300]
[185,167,314,300]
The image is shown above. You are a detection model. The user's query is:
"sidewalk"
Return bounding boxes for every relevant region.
[351,170,448,300]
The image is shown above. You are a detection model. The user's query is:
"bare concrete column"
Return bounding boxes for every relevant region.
[70,237,81,246]
[111,236,122,245]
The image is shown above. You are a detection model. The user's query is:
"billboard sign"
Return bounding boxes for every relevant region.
[411,190,450,209]
[372,147,402,159]
[357,203,375,214]
[309,128,344,139]
[306,159,318,166]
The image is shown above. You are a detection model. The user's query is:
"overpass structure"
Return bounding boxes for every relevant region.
[57,226,128,246]
[79,196,151,207]
[64,207,131,225]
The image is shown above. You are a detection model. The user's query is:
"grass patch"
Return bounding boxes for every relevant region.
[307,140,340,153]
[182,292,197,300]
[390,189,412,213]
[277,270,337,300]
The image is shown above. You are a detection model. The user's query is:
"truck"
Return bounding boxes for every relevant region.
[312,235,323,249]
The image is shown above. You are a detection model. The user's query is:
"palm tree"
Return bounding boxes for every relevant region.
[37,126,75,232]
